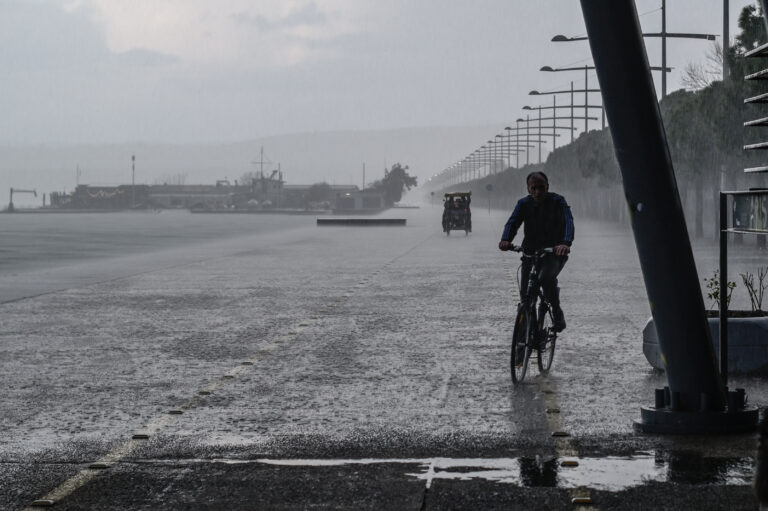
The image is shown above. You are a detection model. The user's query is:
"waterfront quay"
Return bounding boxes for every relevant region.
[0,208,765,509]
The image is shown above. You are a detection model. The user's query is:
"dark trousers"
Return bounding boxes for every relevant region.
[520,255,568,309]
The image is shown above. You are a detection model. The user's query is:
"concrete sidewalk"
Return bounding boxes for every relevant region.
[0,208,763,509]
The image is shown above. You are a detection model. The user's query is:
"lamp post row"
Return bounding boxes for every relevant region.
[432,2,721,187]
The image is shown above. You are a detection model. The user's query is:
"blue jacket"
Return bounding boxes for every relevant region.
[501,192,574,252]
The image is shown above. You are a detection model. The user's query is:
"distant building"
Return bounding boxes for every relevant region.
[283,184,359,209]
[48,175,378,212]
[50,184,150,209]
[334,188,387,213]
[147,183,241,209]
[249,171,284,207]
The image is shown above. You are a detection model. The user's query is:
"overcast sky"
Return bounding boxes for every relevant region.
[0,0,757,146]
[0,0,761,206]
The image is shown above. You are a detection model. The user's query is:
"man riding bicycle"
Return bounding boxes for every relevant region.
[498,171,574,332]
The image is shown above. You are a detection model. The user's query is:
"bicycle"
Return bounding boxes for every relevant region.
[508,245,558,384]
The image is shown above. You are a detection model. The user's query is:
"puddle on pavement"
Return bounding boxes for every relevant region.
[256,451,754,491]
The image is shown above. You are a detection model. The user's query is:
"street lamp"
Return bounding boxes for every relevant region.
[551,35,588,42]
[540,59,672,128]
[523,104,576,151]
[519,117,529,166]
[476,149,487,180]
[131,154,135,209]
[513,117,552,166]
[501,128,529,170]
[551,0,716,97]
[504,126,513,170]
[530,87,603,133]
[486,140,493,177]
[652,0,716,96]
[495,133,503,173]
[489,138,496,175]
[540,64,665,130]
[541,65,594,131]
[456,135,530,184]
[523,103,596,145]
[724,0,730,80]
[475,140,493,179]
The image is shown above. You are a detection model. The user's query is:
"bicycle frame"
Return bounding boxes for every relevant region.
[509,245,558,383]
[518,250,553,335]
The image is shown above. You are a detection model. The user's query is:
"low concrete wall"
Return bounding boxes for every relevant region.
[643,316,768,374]
[317,218,406,226]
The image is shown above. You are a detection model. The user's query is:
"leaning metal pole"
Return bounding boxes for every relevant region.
[580,0,756,433]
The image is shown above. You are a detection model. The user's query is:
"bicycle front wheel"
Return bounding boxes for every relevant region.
[511,306,532,384]
[537,303,557,373]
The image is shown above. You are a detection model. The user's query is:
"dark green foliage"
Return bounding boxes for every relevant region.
[371,163,417,205]
[435,5,768,237]
[736,4,767,52]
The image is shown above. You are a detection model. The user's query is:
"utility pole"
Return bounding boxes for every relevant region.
[553,96,557,150]
[658,0,715,97]
[585,66,590,132]
[662,0,667,98]
[526,115,530,166]
[724,0,730,81]
[570,82,575,143]
[131,154,135,209]
[252,146,271,179]
[538,108,542,163]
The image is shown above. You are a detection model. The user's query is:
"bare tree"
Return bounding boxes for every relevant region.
[681,42,723,91]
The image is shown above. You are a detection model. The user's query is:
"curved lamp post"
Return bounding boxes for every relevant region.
[495,134,504,173]
[523,103,594,146]
[504,126,513,170]
[501,128,528,170]
[552,0,715,97]
[512,117,555,166]
[530,87,603,133]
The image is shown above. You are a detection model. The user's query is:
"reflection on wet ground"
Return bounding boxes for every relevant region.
[256,450,753,491]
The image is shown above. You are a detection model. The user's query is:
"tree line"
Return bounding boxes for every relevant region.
[439,5,768,240]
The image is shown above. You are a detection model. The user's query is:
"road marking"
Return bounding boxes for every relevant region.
[22,439,146,511]
[502,256,595,508]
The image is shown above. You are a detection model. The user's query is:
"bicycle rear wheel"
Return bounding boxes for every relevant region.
[537,302,557,373]
[511,306,532,384]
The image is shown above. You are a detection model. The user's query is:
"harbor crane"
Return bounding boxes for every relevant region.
[8,187,37,212]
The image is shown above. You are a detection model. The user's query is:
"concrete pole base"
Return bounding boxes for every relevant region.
[635,387,759,434]
[635,406,758,434]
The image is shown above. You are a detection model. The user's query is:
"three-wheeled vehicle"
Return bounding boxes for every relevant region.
[442,192,472,235]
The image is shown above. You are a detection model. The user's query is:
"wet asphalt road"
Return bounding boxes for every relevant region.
[0,207,765,510]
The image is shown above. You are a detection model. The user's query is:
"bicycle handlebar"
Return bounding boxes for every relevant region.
[507,244,555,257]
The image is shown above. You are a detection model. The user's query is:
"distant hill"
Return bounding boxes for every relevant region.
[0,124,511,207]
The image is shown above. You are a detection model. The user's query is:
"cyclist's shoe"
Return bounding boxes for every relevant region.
[552,307,566,332]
